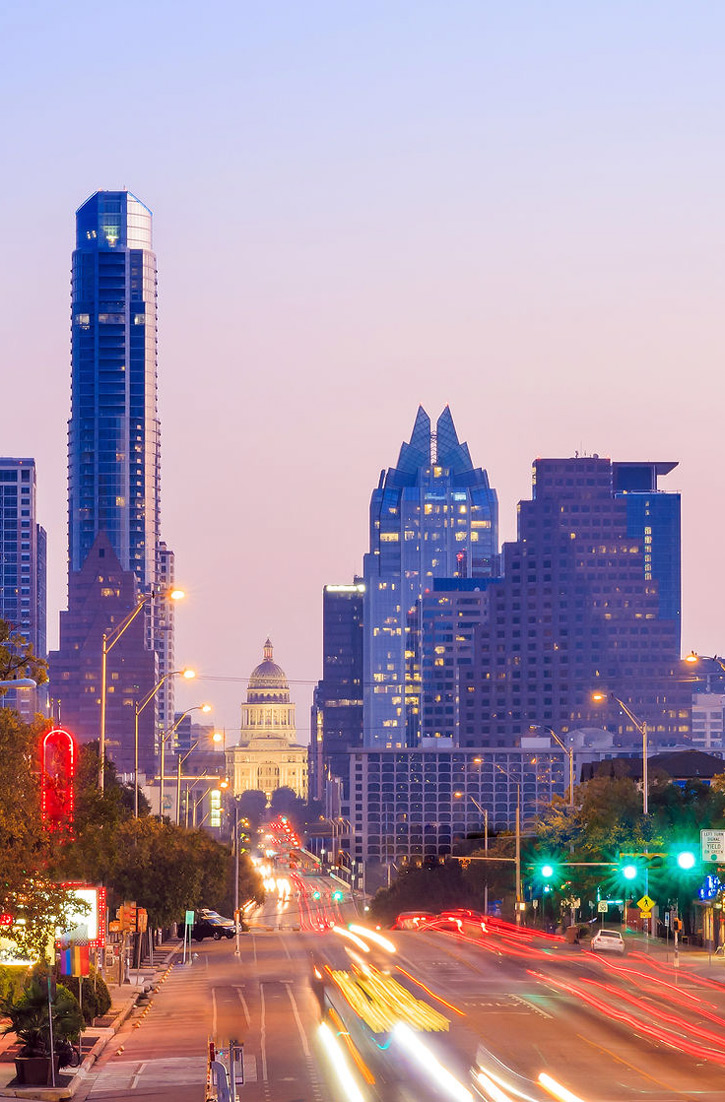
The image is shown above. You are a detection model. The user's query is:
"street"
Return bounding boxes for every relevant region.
[76,878,725,1101]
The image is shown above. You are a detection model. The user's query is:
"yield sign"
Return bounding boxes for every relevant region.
[637,894,656,912]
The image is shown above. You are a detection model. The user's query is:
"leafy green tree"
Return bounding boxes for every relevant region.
[369,863,479,926]
[0,709,81,961]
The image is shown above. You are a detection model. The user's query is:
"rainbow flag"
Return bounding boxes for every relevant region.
[59,945,89,977]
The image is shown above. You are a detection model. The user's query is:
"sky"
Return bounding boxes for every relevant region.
[2,2,724,740]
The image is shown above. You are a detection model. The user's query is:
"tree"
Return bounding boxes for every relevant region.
[0,620,47,692]
[369,863,480,925]
[0,708,80,961]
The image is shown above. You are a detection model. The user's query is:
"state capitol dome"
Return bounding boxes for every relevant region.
[247,638,290,703]
[228,638,308,801]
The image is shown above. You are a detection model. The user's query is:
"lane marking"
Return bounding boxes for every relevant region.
[284,982,310,1059]
[235,986,252,1027]
[260,983,269,1082]
[511,994,553,1019]
[278,930,293,961]
[129,1061,146,1089]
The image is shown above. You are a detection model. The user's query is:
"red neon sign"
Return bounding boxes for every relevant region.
[41,727,76,833]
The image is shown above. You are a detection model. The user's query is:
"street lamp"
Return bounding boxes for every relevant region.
[492,764,522,924]
[99,586,185,791]
[158,703,211,819]
[0,677,37,690]
[685,652,725,673]
[454,791,489,913]
[134,668,195,818]
[592,692,648,814]
[530,725,575,808]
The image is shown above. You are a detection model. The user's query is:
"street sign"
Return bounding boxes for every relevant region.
[664,911,670,927]
[637,894,656,912]
[701,829,725,864]
[597,901,608,913]
[640,910,652,920]
[185,910,195,926]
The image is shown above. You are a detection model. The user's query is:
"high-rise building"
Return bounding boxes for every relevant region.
[363,407,498,749]
[417,578,494,744]
[55,190,175,762]
[69,191,160,585]
[0,458,47,718]
[50,533,157,774]
[461,456,688,747]
[310,582,365,799]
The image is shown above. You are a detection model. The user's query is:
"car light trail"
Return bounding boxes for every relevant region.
[393,1022,473,1102]
[527,970,725,1067]
[348,924,397,952]
[538,1072,586,1102]
[474,1068,516,1102]
[317,1022,367,1102]
[333,926,371,952]
[395,966,466,1016]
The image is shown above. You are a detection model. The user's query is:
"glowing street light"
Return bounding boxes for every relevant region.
[99,586,185,791]
[592,692,649,815]
[133,667,196,818]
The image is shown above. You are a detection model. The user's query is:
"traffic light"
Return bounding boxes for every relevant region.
[332,890,343,902]
[621,863,638,881]
[312,890,321,901]
[673,847,698,872]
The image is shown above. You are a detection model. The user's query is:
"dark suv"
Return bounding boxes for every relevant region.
[191,909,237,941]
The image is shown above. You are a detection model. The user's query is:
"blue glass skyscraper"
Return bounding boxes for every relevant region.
[363,407,499,748]
[59,191,177,751]
[69,191,160,584]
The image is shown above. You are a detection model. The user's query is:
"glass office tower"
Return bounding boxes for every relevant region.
[60,191,175,756]
[69,191,160,585]
[363,407,499,748]
[0,458,47,718]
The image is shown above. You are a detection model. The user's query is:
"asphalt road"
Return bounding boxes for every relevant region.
[75,877,725,1102]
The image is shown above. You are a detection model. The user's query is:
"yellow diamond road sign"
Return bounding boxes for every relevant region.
[637,895,656,912]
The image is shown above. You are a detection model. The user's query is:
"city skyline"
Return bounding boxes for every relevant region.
[2,4,724,735]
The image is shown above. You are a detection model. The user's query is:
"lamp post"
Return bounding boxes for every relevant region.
[530,724,575,807]
[99,586,185,792]
[593,691,650,943]
[491,765,522,924]
[158,703,211,819]
[454,791,489,914]
[685,652,725,674]
[592,692,648,815]
[134,668,195,818]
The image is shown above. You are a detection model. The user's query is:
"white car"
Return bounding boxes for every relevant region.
[591,928,625,954]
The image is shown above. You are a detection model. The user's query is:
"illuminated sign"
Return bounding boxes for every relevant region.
[41,727,76,832]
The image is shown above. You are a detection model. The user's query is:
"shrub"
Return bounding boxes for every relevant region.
[61,970,111,1024]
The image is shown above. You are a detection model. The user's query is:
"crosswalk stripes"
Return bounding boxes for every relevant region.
[91,1056,207,1091]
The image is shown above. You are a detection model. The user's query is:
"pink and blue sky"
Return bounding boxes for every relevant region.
[2,2,724,737]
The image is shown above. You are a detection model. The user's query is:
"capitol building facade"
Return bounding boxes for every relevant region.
[226,639,308,801]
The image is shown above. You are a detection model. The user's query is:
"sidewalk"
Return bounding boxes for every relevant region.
[0,940,180,1101]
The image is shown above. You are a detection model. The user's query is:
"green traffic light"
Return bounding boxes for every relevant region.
[541,864,555,879]
[676,851,696,870]
[622,864,638,881]
[312,890,321,900]
[332,891,343,901]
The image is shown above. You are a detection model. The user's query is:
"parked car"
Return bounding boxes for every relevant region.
[590,928,625,954]
[191,911,237,941]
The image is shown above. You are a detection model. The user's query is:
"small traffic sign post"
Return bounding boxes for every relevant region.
[597,901,608,912]
[637,894,656,912]
[701,829,725,865]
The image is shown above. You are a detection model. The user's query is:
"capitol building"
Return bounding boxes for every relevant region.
[226,640,308,801]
